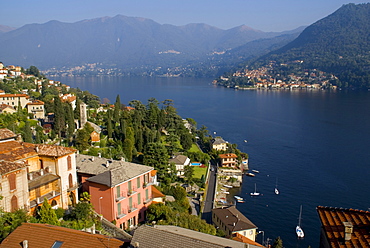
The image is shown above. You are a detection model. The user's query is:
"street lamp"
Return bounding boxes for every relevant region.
[258,230,265,246]
[99,196,103,215]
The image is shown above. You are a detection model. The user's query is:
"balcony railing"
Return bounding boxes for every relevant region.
[30,190,61,208]
[115,192,127,202]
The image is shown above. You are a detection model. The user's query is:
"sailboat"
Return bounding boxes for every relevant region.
[275,178,279,195]
[250,183,260,196]
[296,205,304,238]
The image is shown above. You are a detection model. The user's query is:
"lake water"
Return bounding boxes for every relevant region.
[52,76,370,247]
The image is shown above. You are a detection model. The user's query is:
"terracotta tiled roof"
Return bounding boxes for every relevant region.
[219,153,237,159]
[0,160,27,175]
[232,233,265,247]
[0,128,17,140]
[131,225,247,248]
[212,206,257,232]
[0,223,125,248]
[0,104,15,111]
[0,93,28,98]
[26,99,44,105]
[317,206,370,248]
[0,141,76,162]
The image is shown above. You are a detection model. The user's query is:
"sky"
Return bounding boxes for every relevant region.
[1,0,368,32]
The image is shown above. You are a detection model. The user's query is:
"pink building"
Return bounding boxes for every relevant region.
[76,154,159,230]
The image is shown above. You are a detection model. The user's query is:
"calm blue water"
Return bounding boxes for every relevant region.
[52,76,370,247]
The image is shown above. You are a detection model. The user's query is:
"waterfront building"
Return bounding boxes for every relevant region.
[212,137,228,151]
[219,153,238,168]
[76,154,159,230]
[212,206,258,241]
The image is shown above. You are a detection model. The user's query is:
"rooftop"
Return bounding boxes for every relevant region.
[212,206,257,232]
[168,154,189,165]
[219,153,238,159]
[77,154,153,187]
[0,223,125,248]
[0,160,27,175]
[131,225,248,248]
[0,128,17,141]
[212,137,226,145]
[0,141,76,162]
[317,206,370,248]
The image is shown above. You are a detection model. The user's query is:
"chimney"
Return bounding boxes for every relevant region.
[22,240,28,248]
[91,157,94,161]
[98,153,101,158]
[343,222,353,241]
[106,161,109,168]
[121,157,125,162]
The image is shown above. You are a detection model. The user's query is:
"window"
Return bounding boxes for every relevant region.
[137,193,141,205]
[39,159,44,169]
[67,156,72,170]
[145,189,148,200]
[128,181,132,192]
[129,197,132,210]
[11,195,18,211]
[68,174,73,188]
[137,177,141,189]
[116,185,121,198]
[117,203,122,216]
[51,241,64,248]
[8,173,16,191]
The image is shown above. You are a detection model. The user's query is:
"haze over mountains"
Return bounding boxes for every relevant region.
[0,15,303,76]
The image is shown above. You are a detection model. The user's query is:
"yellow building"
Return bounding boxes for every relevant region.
[0,128,78,213]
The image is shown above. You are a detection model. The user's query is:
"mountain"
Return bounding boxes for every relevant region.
[0,25,15,33]
[0,15,300,76]
[249,3,370,88]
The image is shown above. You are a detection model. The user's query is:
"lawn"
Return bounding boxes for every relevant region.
[188,143,201,153]
[193,166,207,180]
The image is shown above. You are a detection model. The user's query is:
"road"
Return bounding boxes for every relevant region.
[201,161,217,224]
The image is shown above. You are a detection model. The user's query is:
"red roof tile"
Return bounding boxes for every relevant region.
[0,223,125,248]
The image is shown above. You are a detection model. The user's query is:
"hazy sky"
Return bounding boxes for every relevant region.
[1,1,368,32]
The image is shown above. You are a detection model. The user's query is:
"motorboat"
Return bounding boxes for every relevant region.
[252,170,259,173]
[275,178,279,195]
[246,173,255,177]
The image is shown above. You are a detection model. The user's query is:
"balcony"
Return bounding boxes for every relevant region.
[116,212,127,219]
[115,193,126,202]
[30,190,61,208]
[67,183,79,192]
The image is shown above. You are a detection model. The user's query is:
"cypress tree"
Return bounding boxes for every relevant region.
[23,121,33,143]
[53,96,65,138]
[39,198,60,226]
[113,95,121,122]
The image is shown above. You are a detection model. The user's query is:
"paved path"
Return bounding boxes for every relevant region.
[201,161,217,224]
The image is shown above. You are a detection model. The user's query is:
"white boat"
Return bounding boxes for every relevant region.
[224,185,233,188]
[275,178,279,195]
[250,183,260,196]
[234,195,243,200]
[237,200,245,203]
[252,170,259,173]
[246,173,255,177]
[296,205,304,238]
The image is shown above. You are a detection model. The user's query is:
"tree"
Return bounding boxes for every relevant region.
[22,120,33,143]
[26,65,41,77]
[271,236,283,248]
[183,165,194,184]
[113,95,121,122]
[38,198,60,226]
[53,96,65,138]
[0,209,29,242]
[143,143,169,182]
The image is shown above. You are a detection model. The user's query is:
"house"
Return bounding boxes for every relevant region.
[60,93,77,109]
[0,128,79,213]
[212,206,258,241]
[316,206,370,248]
[130,225,257,248]
[219,153,238,168]
[0,223,126,248]
[0,104,16,114]
[76,154,159,230]
[212,137,228,151]
[0,93,30,109]
[26,99,45,119]
[168,154,190,176]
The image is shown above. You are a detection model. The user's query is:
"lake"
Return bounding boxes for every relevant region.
[52,76,370,247]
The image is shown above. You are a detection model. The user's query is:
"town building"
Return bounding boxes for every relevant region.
[219,153,238,168]
[26,99,45,119]
[0,128,78,213]
[76,154,159,230]
[212,206,258,241]
[0,223,126,248]
[316,206,370,248]
[130,225,260,248]
[0,93,29,109]
[212,137,228,151]
[168,154,191,176]
[0,104,16,114]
